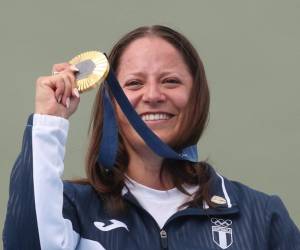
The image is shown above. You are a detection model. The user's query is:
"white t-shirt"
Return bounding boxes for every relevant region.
[125,176,199,228]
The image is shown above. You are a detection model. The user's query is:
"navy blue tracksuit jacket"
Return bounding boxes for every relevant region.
[3,114,300,249]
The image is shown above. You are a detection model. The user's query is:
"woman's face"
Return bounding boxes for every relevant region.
[116,36,193,150]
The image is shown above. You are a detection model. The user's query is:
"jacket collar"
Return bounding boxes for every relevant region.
[200,164,239,215]
[122,164,239,216]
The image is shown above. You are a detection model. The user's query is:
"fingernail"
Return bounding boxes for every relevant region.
[66,97,70,108]
[73,88,80,98]
[70,65,79,72]
[58,95,62,103]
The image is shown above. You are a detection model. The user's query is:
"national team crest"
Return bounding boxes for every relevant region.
[211,218,233,249]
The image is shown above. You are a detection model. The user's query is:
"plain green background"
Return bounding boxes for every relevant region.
[1,0,299,247]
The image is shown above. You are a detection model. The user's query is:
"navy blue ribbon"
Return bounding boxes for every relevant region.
[97,70,198,169]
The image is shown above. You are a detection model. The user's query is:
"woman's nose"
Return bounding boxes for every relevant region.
[142,82,166,104]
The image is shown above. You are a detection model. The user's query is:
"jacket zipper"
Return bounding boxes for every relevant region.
[160,229,168,249]
[124,193,170,249]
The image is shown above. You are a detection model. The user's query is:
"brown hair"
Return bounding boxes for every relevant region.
[80,25,213,214]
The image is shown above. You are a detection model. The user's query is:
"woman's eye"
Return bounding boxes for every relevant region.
[163,78,181,85]
[124,80,143,90]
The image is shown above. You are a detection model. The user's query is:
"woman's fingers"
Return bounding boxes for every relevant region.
[53,68,78,107]
[60,74,72,108]
[52,63,70,74]
[68,89,81,114]
[35,62,80,119]
[72,88,80,98]
[54,75,66,104]
[52,63,79,75]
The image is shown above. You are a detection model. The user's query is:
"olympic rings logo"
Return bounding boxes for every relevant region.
[211,218,232,227]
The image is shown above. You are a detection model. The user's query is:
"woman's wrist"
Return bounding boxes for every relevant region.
[33,113,69,130]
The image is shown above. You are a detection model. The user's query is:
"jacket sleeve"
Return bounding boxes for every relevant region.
[267,195,300,250]
[3,114,80,250]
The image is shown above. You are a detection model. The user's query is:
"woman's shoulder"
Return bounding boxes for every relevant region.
[227,178,300,247]
[225,178,293,222]
[226,178,283,210]
[62,180,101,206]
[208,167,277,211]
[228,179,275,202]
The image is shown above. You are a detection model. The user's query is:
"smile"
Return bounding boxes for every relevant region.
[141,113,173,122]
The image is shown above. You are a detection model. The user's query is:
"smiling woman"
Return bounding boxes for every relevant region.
[3,25,300,250]
[85,26,211,214]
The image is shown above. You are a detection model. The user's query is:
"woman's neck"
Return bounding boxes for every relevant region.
[126,147,174,190]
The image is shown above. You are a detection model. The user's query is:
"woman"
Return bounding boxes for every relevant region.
[3,25,300,250]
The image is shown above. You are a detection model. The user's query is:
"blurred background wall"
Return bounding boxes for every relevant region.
[1,1,299,247]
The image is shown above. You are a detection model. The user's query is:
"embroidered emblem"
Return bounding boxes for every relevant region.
[211,218,233,249]
[94,219,129,232]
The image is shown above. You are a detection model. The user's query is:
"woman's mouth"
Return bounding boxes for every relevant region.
[140,113,174,122]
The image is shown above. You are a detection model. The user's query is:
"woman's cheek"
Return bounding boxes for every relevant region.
[169,93,190,109]
[124,91,142,107]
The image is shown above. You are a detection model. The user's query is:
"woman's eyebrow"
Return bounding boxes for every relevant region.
[122,70,185,80]
[124,71,146,78]
[159,71,181,77]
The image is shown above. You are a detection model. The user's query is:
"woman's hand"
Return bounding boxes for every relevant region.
[35,63,80,119]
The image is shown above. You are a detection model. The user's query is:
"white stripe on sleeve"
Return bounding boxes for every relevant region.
[32,114,79,250]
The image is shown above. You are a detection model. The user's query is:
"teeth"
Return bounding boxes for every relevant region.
[141,113,172,121]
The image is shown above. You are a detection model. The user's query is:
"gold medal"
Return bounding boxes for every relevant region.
[69,51,110,93]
